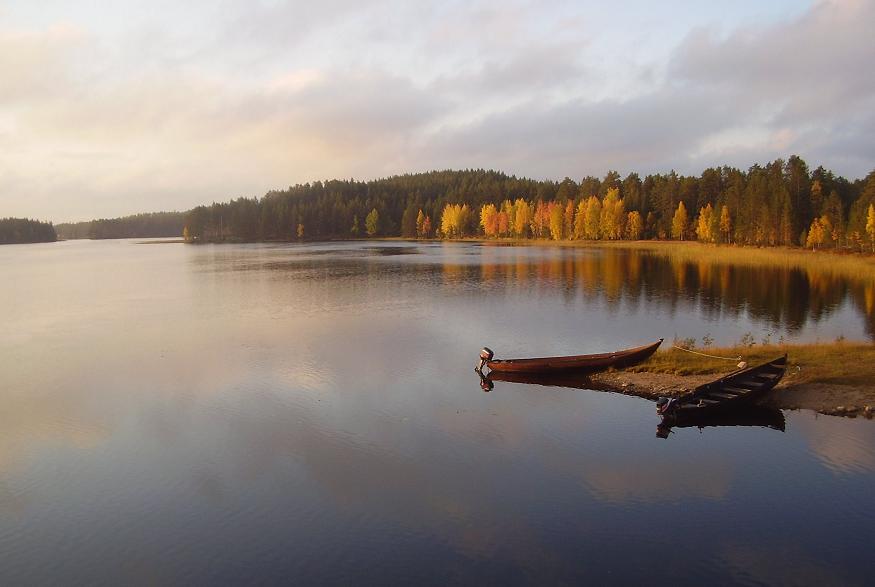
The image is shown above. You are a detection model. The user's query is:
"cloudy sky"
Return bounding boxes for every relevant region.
[2,0,873,221]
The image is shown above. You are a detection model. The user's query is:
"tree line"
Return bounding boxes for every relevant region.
[0,218,56,244]
[56,212,187,240]
[182,158,875,251]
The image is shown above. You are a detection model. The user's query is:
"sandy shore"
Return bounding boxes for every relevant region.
[591,371,875,418]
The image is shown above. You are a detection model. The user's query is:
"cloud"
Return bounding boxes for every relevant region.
[1,0,873,221]
[669,0,875,170]
[416,88,732,178]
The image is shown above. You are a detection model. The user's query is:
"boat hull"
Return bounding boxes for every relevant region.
[485,339,663,374]
[658,355,787,417]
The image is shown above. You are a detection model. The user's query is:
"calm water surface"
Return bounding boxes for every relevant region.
[2,239,874,585]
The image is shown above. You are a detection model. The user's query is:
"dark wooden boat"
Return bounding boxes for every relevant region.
[656,406,785,438]
[478,339,663,375]
[656,355,787,417]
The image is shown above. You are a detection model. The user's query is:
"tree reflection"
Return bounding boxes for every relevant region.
[447,247,869,339]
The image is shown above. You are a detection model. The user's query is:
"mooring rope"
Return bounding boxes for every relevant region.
[672,345,742,361]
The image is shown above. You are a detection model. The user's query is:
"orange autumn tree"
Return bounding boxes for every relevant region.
[480,203,499,237]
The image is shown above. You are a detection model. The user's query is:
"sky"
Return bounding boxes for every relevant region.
[1,0,874,222]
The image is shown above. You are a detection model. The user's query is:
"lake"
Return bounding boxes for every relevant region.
[2,239,874,585]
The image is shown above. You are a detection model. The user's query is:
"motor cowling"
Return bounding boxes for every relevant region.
[476,347,494,372]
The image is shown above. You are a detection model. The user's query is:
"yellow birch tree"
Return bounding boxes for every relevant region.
[671,202,688,240]
[867,203,875,252]
[626,211,643,240]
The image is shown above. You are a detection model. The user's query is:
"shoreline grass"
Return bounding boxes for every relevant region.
[631,342,875,387]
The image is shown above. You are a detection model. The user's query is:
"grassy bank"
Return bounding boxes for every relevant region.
[631,342,875,387]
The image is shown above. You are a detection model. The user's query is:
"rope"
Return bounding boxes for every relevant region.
[672,345,742,361]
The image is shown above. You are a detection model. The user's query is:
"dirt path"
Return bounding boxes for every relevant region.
[591,371,875,418]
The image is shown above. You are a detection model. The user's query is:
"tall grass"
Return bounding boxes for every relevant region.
[631,342,875,386]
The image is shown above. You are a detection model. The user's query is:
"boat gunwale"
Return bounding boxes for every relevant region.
[485,339,663,372]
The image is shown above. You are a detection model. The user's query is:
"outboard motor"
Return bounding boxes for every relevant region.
[656,396,675,415]
[476,347,494,372]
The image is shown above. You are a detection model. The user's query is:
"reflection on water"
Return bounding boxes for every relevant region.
[1,239,874,584]
[656,406,787,439]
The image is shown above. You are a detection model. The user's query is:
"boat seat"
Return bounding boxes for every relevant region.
[732,379,764,388]
[752,373,780,381]
[707,392,738,400]
[694,398,720,405]
[722,386,752,395]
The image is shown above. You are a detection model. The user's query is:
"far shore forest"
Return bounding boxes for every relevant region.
[52,157,875,252]
[0,218,56,244]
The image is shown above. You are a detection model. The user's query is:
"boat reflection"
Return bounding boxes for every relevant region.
[476,369,629,394]
[476,371,787,442]
[656,406,786,439]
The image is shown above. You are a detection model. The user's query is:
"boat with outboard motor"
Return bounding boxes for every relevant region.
[476,339,663,375]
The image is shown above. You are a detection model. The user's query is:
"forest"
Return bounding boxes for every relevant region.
[183,157,875,251]
[56,212,187,240]
[0,218,56,244]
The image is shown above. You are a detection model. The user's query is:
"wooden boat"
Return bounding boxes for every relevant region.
[656,355,787,417]
[477,339,663,375]
[656,406,785,438]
